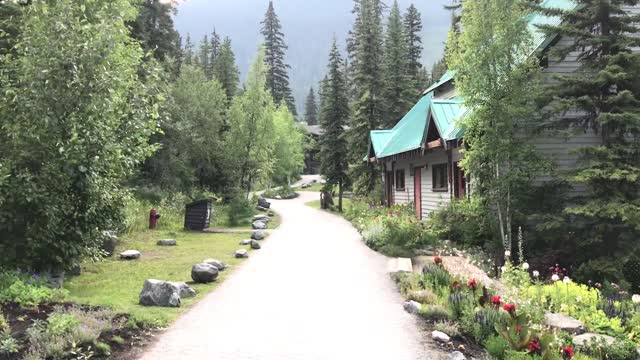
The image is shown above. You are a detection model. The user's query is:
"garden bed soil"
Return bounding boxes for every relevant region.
[2,302,157,359]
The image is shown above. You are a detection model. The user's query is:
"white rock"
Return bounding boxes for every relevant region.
[403,300,421,314]
[120,250,141,260]
[544,313,585,335]
[235,249,249,258]
[573,333,616,347]
[239,239,252,245]
[432,330,451,343]
[448,351,467,360]
[157,239,177,246]
[252,221,267,230]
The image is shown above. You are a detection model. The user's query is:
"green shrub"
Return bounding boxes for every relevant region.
[0,331,19,356]
[226,195,253,227]
[0,271,68,307]
[47,311,80,336]
[434,321,460,337]
[504,350,543,360]
[418,305,450,321]
[361,221,386,250]
[422,264,452,294]
[263,186,297,200]
[0,311,7,331]
[460,307,501,343]
[429,197,496,248]
[95,341,111,355]
[485,335,509,359]
[580,337,639,360]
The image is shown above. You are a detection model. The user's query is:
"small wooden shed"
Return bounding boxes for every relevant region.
[184,199,213,231]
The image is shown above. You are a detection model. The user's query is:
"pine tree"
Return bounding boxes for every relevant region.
[404,4,427,92]
[319,40,350,212]
[381,1,413,128]
[184,34,194,66]
[346,0,385,194]
[210,29,221,64]
[304,87,319,125]
[198,34,213,80]
[212,37,240,102]
[261,0,297,115]
[536,0,640,279]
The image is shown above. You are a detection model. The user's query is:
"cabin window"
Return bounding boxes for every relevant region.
[432,164,448,192]
[395,169,406,191]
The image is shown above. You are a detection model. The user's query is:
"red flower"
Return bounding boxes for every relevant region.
[434,256,443,265]
[528,338,542,354]
[516,326,522,333]
[467,278,478,291]
[503,303,516,314]
[562,346,574,359]
[490,295,502,306]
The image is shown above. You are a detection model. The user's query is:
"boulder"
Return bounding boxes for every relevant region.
[253,215,270,222]
[100,230,118,256]
[157,239,177,246]
[139,279,181,307]
[235,249,249,258]
[191,263,219,283]
[239,239,252,245]
[407,289,437,304]
[250,240,261,250]
[448,352,467,360]
[257,206,268,212]
[403,300,421,314]
[268,211,275,217]
[169,282,196,298]
[120,250,141,260]
[257,198,271,209]
[252,221,267,230]
[573,333,616,347]
[544,313,585,335]
[203,259,226,271]
[252,231,266,240]
[432,330,451,343]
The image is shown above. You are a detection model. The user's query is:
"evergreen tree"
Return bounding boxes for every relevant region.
[381,1,413,128]
[260,0,296,115]
[346,0,385,194]
[184,34,194,66]
[304,87,319,125]
[404,4,422,73]
[198,34,213,80]
[212,37,240,102]
[319,40,350,212]
[210,28,221,64]
[129,0,181,63]
[536,0,640,280]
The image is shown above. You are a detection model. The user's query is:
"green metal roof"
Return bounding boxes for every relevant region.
[370,95,432,158]
[431,99,468,141]
[528,0,576,54]
[423,70,456,95]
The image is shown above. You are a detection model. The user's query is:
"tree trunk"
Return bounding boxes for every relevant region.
[338,180,343,212]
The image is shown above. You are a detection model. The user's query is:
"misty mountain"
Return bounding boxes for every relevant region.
[173,0,452,115]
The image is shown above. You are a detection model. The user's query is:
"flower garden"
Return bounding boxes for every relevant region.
[395,255,640,360]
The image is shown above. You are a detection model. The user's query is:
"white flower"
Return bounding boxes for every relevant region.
[563,276,571,284]
[500,266,506,273]
[522,262,530,270]
[532,270,540,278]
[504,250,511,257]
[632,294,640,304]
[551,274,560,282]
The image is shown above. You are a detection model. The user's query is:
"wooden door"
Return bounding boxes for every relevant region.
[453,162,466,199]
[414,168,422,219]
[386,172,394,207]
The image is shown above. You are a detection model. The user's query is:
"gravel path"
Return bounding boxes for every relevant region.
[139,192,432,360]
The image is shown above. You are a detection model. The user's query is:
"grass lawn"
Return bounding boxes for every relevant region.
[64,229,253,327]
[305,198,352,213]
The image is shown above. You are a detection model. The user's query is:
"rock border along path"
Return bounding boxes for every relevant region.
[139,191,433,360]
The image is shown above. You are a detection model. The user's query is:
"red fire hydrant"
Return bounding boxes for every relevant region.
[149,208,161,230]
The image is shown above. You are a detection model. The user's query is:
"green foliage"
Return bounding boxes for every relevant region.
[579,337,639,360]
[501,261,531,289]
[304,87,319,125]
[434,321,460,338]
[263,186,297,200]
[0,0,163,271]
[448,0,547,249]
[225,50,276,195]
[261,1,296,114]
[319,40,350,211]
[212,37,239,101]
[143,65,229,193]
[0,271,68,307]
[0,330,19,356]
[418,305,451,322]
[271,105,305,185]
[460,307,501,343]
[422,264,453,294]
[226,195,253,228]
[429,197,497,248]
[486,335,510,360]
[403,4,428,96]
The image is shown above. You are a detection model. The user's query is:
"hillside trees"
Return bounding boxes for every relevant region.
[536,0,640,281]
[319,40,350,211]
[212,37,240,102]
[404,4,430,94]
[304,87,319,125]
[448,0,546,253]
[0,0,164,271]
[129,0,181,65]
[261,0,296,115]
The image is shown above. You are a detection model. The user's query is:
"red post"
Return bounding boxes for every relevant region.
[149,208,159,230]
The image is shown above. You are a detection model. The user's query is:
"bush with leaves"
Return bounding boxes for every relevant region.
[0,271,68,307]
[0,0,163,272]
